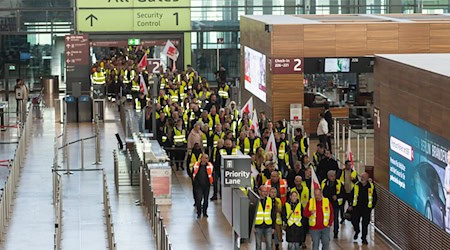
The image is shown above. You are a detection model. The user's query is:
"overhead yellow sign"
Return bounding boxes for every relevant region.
[77,0,190,8]
[77,8,190,32]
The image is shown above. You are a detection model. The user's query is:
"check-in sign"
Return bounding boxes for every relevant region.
[147,59,162,74]
[271,57,303,74]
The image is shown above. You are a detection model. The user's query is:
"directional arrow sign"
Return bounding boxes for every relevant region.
[85,14,98,27]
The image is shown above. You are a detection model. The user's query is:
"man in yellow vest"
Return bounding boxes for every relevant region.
[321,170,343,239]
[304,188,333,250]
[243,129,261,155]
[275,132,288,177]
[91,66,106,99]
[338,160,358,224]
[173,119,187,171]
[255,185,276,250]
[348,172,377,245]
[217,81,230,108]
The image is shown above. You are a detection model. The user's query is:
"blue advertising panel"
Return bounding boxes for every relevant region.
[389,114,450,232]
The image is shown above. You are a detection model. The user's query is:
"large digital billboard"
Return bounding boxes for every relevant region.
[244,46,266,102]
[389,114,450,232]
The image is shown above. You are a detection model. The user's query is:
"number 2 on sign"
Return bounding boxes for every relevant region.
[294,58,302,72]
[173,12,179,26]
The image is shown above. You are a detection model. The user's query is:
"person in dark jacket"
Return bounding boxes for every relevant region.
[282,190,304,250]
[324,103,333,152]
[348,172,378,245]
[321,170,344,239]
[317,149,339,182]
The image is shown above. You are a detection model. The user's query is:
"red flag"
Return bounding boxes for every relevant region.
[240,96,253,119]
[265,132,277,160]
[162,40,179,61]
[310,165,321,197]
[138,52,147,70]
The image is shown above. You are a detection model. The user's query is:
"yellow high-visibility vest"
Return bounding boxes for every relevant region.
[135,98,141,112]
[218,85,229,99]
[278,141,286,160]
[353,182,374,208]
[308,198,331,227]
[274,197,283,225]
[321,179,343,206]
[220,148,237,156]
[169,89,179,103]
[131,80,139,92]
[255,197,273,225]
[285,202,302,227]
[291,185,310,209]
[92,72,106,85]
[300,137,307,155]
[173,127,186,145]
[243,137,261,155]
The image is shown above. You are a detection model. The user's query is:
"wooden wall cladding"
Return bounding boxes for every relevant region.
[374,56,450,188]
[271,25,304,57]
[335,24,367,56]
[430,23,450,52]
[398,23,430,53]
[271,74,304,121]
[366,23,399,54]
[303,24,336,57]
[303,106,350,135]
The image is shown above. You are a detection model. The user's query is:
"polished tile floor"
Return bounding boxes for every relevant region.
[0,101,393,250]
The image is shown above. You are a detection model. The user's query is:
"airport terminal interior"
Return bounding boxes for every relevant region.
[1,0,450,250]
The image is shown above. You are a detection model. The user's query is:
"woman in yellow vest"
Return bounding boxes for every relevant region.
[282,190,304,250]
[269,187,283,250]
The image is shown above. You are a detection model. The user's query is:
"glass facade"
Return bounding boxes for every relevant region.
[0,0,449,88]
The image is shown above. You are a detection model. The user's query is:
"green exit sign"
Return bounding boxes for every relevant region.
[128,38,141,46]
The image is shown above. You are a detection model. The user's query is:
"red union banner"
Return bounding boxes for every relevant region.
[270,57,303,74]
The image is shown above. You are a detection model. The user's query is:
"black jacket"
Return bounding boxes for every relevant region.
[350,181,378,210]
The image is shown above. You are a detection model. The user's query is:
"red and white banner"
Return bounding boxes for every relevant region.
[240,96,253,119]
[162,40,179,61]
[250,109,260,137]
[310,166,321,197]
[139,74,148,96]
[138,52,147,70]
[265,132,277,160]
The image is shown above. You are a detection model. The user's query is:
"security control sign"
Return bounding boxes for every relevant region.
[222,155,251,187]
[76,0,191,32]
[270,57,303,74]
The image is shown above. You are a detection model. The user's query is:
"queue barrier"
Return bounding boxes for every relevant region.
[0,102,33,241]
[140,165,172,250]
[53,171,63,250]
[103,172,117,250]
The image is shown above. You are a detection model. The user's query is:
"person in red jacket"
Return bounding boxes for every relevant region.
[304,188,334,250]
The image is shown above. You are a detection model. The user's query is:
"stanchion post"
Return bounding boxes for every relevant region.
[364,136,367,167]
[334,119,337,154]
[93,115,102,165]
[357,133,360,173]
[81,139,85,170]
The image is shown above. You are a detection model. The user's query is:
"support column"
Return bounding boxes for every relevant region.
[284,0,297,14]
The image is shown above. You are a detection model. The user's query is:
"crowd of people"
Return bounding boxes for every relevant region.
[91,48,378,250]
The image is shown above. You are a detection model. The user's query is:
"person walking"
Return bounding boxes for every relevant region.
[323,103,333,152]
[255,185,276,250]
[192,154,214,219]
[349,172,377,245]
[304,189,333,250]
[282,190,304,250]
[338,160,358,223]
[317,113,328,148]
[321,170,343,239]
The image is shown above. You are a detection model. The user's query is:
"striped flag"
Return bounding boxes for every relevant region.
[310,165,321,197]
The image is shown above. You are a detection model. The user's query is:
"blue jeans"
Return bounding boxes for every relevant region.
[288,242,301,250]
[310,227,331,250]
[255,227,272,250]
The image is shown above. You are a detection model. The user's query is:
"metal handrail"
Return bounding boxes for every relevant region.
[140,165,172,250]
[103,172,117,250]
[0,103,33,241]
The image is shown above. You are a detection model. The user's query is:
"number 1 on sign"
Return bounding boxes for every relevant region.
[173,12,179,26]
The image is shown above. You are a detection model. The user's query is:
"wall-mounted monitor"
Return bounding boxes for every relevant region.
[324,58,350,73]
[244,46,266,102]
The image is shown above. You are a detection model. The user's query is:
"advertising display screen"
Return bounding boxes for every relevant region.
[324,58,350,73]
[389,114,450,232]
[244,46,266,102]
